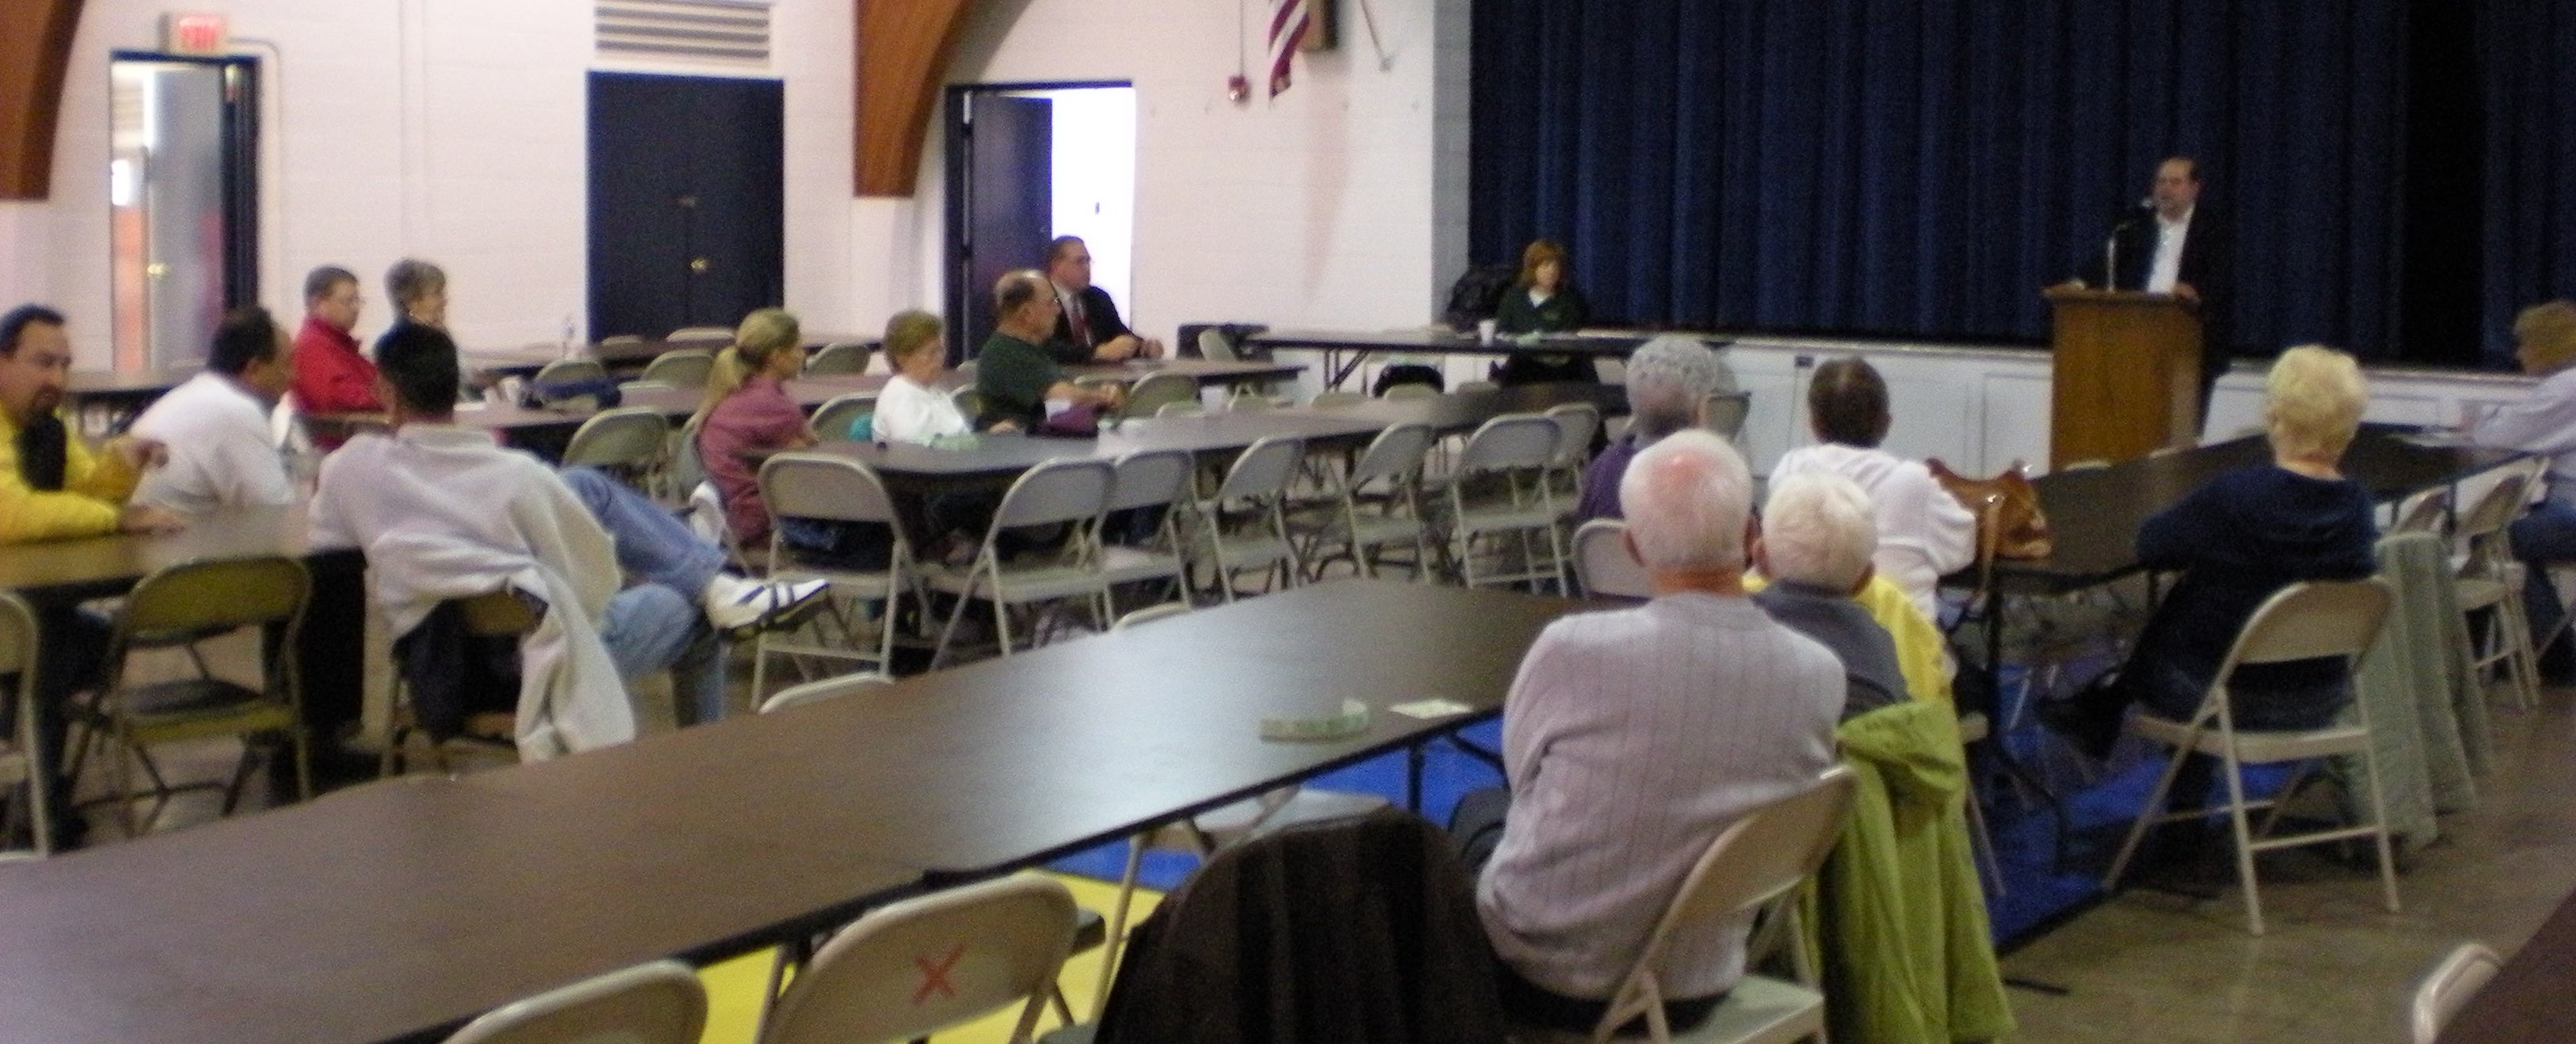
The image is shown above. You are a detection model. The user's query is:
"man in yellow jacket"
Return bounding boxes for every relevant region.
[2,304,183,847]
[0,306,182,541]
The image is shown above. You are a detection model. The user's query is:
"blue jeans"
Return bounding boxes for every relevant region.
[562,467,726,602]
[2509,496,2576,660]
[597,585,726,726]
[562,467,729,725]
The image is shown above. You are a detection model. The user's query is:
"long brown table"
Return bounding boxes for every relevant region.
[808,380,1629,496]
[431,358,1309,452]
[0,579,1592,1042]
[1245,326,1660,388]
[1991,425,2525,595]
[463,333,877,379]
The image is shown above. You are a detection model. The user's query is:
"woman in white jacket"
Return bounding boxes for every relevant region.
[1770,356,1977,625]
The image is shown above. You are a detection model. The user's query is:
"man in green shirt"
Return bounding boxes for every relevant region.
[976,269,1123,431]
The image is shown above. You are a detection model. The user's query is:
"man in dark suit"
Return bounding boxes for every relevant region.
[1042,235,1164,364]
[2077,156,2235,427]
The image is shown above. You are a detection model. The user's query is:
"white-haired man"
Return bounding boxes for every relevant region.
[1575,335,1738,523]
[1753,471,1907,720]
[1456,430,1842,1034]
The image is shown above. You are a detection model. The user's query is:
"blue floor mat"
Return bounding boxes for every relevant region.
[1048,707,2288,951]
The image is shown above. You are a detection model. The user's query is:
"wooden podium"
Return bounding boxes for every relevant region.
[2044,287,2202,469]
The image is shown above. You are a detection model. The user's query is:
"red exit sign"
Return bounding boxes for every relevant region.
[163,12,227,55]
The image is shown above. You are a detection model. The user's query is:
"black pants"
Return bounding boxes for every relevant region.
[1446,785,1724,1034]
[6,606,110,844]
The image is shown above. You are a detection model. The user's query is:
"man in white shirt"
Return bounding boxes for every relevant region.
[1770,356,1978,625]
[1458,430,1842,1034]
[129,307,299,514]
[311,324,822,748]
[2075,156,2235,428]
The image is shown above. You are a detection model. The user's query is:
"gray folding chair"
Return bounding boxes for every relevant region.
[444,958,706,1044]
[561,406,672,494]
[380,589,537,777]
[760,875,1078,1044]
[638,349,716,389]
[0,594,54,855]
[1123,371,1200,418]
[807,392,878,443]
[1309,391,1370,410]
[1571,518,1652,600]
[2411,941,2503,1043]
[2102,578,2401,935]
[757,673,894,714]
[1297,422,1435,581]
[2454,471,2540,711]
[804,341,873,375]
[1703,391,1753,440]
[532,357,608,387]
[755,453,916,696]
[1098,449,1198,615]
[1545,402,1602,511]
[1436,413,1570,592]
[951,386,987,425]
[68,555,311,837]
[1155,401,1205,418]
[1191,435,1307,601]
[667,325,734,342]
[1515,767,1856,1044]
[924,459,1115,665]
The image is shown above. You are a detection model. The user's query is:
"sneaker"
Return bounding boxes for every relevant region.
[703,575,830,638]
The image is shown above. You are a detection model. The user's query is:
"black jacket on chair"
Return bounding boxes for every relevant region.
[1093,808,1507,1044]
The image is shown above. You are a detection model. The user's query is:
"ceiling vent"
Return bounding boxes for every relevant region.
[597,0,772,66]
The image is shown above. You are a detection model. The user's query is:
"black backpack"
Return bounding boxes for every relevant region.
[1442,262,1521,332]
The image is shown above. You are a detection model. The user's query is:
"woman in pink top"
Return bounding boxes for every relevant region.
[695,310,888,567]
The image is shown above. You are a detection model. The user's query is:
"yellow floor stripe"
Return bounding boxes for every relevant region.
[699,873,1160,1042]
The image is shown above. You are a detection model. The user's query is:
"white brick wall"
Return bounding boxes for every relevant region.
[6,0,1466,368]
[914,0,1473,346]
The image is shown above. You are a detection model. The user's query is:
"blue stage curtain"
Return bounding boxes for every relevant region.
[2479,0,2576,366]
[1471,1,2408,360]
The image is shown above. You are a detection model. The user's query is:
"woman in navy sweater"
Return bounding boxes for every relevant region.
[2047,346,2377,762]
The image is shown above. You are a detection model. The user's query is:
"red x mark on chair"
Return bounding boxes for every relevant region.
[912,941,967,1004]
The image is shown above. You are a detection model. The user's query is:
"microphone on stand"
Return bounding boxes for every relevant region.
[2103,197,2155,289]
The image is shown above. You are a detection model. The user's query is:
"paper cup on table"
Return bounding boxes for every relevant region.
[1477,318,1498,345]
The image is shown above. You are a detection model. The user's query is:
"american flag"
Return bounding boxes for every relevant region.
[1267,0,1311,97]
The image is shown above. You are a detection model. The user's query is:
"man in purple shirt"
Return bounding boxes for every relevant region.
[1576,335,1736,524]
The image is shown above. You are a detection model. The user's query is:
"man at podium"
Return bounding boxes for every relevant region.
[2073,156,2235,425]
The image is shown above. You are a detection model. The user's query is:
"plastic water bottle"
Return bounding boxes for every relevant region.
[560,315,577,357]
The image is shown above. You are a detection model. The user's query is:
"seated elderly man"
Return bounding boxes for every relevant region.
[1771,356,1976,625]
[1575,335,1737,524]
[1454,430,1842,1033]
[1752,471,1907,720]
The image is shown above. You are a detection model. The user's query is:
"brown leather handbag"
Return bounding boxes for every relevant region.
[1926,458,2053,560]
